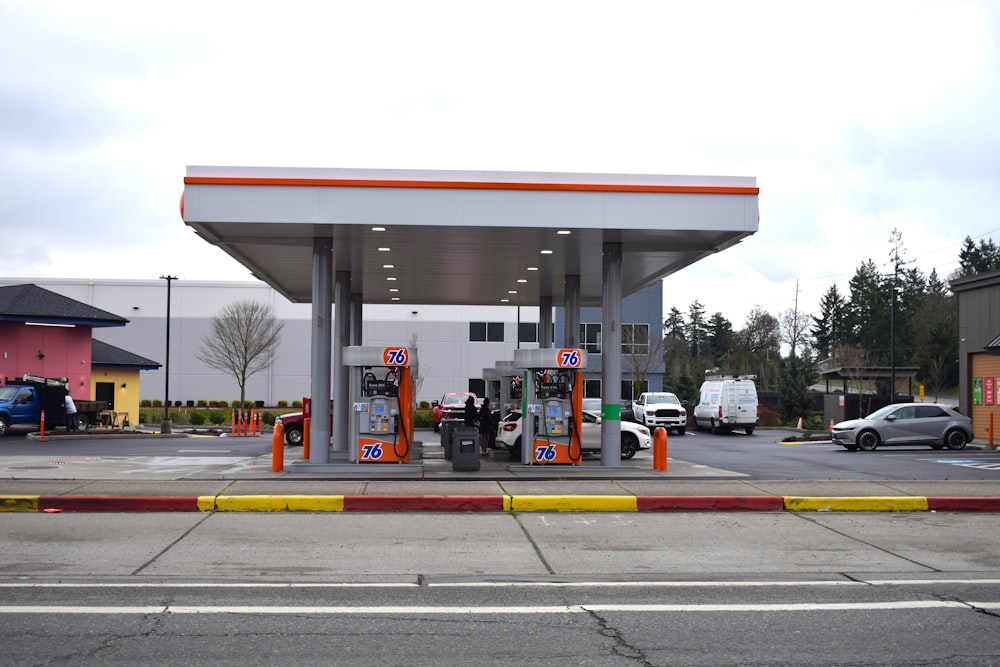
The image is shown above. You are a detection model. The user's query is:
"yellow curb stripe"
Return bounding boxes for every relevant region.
[503,495,512,512]
[784,496,930,512]
[0,495,39,512]
[511,495,639,512]
[209,495,346,512]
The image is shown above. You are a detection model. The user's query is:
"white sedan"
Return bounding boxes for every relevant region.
[495,409,651,460]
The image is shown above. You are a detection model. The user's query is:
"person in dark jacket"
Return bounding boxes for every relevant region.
[477,397,493,455]
[463,395,478,427]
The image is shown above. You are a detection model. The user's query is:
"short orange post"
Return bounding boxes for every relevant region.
[230,410,236,436]
[271,421,285,472]
[653,426,668,471]
[40,410,45,442]
[990,412,995,450]
[302,416,311,459]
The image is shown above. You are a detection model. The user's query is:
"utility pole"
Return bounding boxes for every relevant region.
[160,275,177,434]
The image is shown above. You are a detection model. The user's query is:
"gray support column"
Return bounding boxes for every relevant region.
[351,292,363,345]
[309,238,333,464]
[601,242,623,467]
[564,275,580,348]
[331,270,351,456]
[539,296,553,348]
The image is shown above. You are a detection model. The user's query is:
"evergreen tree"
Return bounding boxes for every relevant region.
[687,300,707,361]
[810,284,848,359]
[777,354,816,425]
[705,312,734,371]
[954,235,1000,278]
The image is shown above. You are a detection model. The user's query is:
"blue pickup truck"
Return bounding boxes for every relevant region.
[0,375,107,436]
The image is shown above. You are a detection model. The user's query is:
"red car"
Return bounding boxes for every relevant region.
[432,392,480,432]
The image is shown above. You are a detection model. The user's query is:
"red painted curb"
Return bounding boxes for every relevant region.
[37,496,201,512]
[637,496,786,512]
[342,495,506,512]
[926,496,1000,512]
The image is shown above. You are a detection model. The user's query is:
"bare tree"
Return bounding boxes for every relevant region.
[622,323,664,400]
[196,300,284,407]
[779,307,812,360]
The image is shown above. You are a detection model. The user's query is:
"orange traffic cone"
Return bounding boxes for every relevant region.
[796,417,803,430]
[829,418,834,432]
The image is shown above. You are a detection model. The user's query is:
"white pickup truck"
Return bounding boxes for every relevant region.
[631,391,687,435]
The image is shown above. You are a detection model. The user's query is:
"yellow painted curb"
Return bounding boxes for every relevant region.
[784,496,930,512]
[503,495,512,512]
[209,495,346,512]
[511,495,638,512]
[0,495,39,512]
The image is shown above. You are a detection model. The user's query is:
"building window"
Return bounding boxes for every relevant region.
[469,379,486,397]
[621,323,649,355]
[580,323,602,354]
[518,322,538,344]
[470,322,504,342]
[584,379,601,399]
[621,380,648,402]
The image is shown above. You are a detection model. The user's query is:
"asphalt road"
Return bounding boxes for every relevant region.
[2,511,999,665]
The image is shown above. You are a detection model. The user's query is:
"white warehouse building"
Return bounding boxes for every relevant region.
[0,277,665,408]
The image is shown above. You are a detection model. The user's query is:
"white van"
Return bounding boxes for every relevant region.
[694,375,758,435]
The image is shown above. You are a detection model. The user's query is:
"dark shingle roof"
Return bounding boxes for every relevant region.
[0,284,127,327]
[92,339,160,369]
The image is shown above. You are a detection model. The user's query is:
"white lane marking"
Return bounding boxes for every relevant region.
[0,601,994,614]
[1,579,1000,589]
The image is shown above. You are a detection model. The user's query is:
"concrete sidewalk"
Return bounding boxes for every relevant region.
[2,433,999,512]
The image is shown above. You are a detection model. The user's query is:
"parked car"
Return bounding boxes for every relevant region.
[432,392,481,432]
[276,411,307,446]
[831,403,973,451]
[631,391,687,435]
[496,409,651,460]
[581,398,637,423]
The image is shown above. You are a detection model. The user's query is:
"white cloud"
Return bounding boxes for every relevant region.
[2,0,999,329]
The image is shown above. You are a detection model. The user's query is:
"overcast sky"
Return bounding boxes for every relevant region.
[2,0,998,327]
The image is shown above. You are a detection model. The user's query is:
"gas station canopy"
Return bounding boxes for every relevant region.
[181,166,759,307]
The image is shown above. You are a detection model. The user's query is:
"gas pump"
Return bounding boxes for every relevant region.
[512,348,587,465]
[345,346,417,463]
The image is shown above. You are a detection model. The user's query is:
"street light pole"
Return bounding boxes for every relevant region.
[160,275,177,434]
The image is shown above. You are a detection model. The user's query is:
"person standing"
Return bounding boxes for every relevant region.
[477,397,492,455]
[64,393,78,431]
[463,395,477,427]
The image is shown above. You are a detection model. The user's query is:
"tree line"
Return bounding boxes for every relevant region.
[661,230,1000,422]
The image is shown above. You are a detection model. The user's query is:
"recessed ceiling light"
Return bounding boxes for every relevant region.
[391,297,400,301]
[383,264,394,269]
[500,298,510,303]
[517,279,527,283]
[507,290,517,294]
[389,288,399,292]
[378,247,391,252]
[540,249,553,255]
[527,266,538,271]
[557,229,571,235]
[372,226,386,232]
[386,276,397,281]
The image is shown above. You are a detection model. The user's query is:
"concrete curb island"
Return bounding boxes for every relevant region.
[3,493,999,513]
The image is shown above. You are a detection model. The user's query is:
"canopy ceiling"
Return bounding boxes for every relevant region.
[182,167,759,307]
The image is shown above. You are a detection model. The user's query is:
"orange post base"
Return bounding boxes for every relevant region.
[272,422,285,472]
[653,427,668,471]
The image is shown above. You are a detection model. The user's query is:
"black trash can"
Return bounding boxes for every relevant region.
[451,425,480,471]
[440,419,461,460]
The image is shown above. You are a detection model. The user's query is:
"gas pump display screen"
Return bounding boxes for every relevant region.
[547,405,560,417]
[374,405,385,414]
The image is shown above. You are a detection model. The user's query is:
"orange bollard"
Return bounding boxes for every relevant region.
[991,412,995,450]
[302,416,310,459]
[40,409,45,442]
[653,426,668,471]
[230,410,236,436]
[271,421,285,472]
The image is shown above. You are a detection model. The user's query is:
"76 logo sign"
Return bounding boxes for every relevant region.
[556,349,581,368]
[383,347,409,366]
